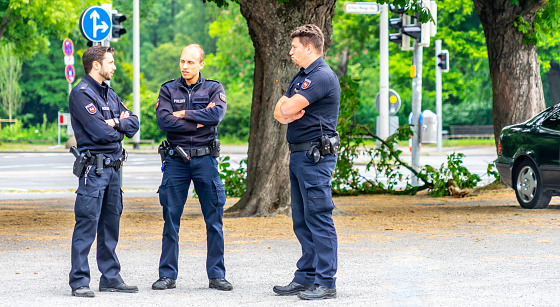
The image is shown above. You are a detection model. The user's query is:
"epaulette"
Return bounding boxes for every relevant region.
[161,79,176,86]
[204,78,220,84]
[79,82,89,90]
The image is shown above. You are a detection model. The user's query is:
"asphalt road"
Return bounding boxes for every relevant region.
[0,146,497,199]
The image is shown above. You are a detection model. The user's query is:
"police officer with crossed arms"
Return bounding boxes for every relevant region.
[273,24,341,300]
[152,44,231,291]
[68,45,139,297]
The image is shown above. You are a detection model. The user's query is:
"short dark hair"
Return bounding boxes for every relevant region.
[82,46,115,74]
[290,24,324,55]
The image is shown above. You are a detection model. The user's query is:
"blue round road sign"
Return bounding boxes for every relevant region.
[65,65,75,83]
[80,6,112,42]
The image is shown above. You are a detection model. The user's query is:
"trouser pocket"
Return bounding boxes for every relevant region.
[304,180,334,214]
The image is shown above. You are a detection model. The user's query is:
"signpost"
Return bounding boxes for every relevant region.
[59,38,76,148]
[79,6,112,42]
[343,2,389,141]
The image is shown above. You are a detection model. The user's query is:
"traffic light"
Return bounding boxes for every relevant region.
[437,50,449,72]
[111,10,127,41]
[388,5,412,51]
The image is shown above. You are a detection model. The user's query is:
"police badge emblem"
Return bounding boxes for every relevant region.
[156,99,159,108]
[220,93,227,102]
[85,103,97,114]
[302,79,311,89]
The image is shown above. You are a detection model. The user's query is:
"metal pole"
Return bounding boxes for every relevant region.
[132,0,141,149]
[435,40,442,152]
[378,4,389,140]
[411,43,423,186]
[57,111,61,147]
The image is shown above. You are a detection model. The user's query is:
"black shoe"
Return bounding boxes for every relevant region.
[152,277,176,290]
[72,286,95,297]
[209,277,233,291]
[297,284,337,300]
[99,283,139,293]
[273,281,312,296]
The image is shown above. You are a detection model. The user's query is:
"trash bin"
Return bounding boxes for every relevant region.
[421,110,437,144]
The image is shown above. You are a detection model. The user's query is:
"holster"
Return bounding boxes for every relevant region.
[70,146,92,177]
[209,138,220,158]
[158,140,170,164]
[320,132,341,156]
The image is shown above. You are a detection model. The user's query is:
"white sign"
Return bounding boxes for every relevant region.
[343,2,380,15]
[64,55,74,65]
[59,113,70,125]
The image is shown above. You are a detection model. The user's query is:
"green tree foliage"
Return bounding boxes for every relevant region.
[330,0,492,130]
[204,5,254,140]
[0,0,97,59]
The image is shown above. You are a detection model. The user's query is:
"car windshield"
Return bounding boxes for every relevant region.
[525,106,554,125]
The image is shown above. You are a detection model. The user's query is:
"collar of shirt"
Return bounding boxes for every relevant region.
[302,56,324,75]
[84,74,109,101]
[180,73,203,90]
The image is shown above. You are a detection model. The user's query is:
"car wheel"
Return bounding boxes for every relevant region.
[514,160,551,209]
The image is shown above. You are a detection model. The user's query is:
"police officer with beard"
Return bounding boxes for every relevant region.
[68,46,139,297]
[152,44,231,291]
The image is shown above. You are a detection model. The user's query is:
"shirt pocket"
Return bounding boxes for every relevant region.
[192,95,209,110]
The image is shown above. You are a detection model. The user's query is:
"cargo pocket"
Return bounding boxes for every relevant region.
[304,180,334,214]
[212,179,226,208]
[158,177,169,207]
[75,189,102,219]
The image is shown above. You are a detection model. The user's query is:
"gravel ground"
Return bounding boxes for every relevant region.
[2,188,560,306]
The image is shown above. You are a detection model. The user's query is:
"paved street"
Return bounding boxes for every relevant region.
[0,145,497,199]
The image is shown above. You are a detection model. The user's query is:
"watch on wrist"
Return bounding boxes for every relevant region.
[114,118,120,129]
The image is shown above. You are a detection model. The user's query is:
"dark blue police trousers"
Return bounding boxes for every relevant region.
[69,165,124,291]
[289,151,338,289]
[157,154,226,280]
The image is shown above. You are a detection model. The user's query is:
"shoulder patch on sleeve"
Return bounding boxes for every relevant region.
[302,79,312,89]
[220,93,227,102]
[85,103,97,114]
[156,99,159,109]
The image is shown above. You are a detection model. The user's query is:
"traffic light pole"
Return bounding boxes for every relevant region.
[411,43,423,186]
[435,39,442,152]
[378,4,389,140]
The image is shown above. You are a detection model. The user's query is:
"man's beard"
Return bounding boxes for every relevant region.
[99,67,112,81]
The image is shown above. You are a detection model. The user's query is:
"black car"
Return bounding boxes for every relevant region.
[496,105,560,209]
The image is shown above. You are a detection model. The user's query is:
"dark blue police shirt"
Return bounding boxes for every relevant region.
[284,57,340,144]
[156,74,227,149]
[69,74,139,159]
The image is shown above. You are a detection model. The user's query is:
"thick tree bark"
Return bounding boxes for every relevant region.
[0,7,10,42]
[547,60,560,104]
[226,0,336,216]
[473,0,548,149]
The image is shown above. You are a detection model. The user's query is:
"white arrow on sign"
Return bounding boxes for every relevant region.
[90,10,109,38]
[343,2,380,15]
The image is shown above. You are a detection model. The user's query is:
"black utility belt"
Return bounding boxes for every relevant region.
[289,142,321,153]
[170,146,211,160]
[70,146,127,177]
[289,134,341,163]
[158,139,220,164]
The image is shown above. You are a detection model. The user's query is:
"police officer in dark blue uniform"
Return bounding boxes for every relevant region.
[68,46,139,297]
[152,44,232,291]
[273,24,340,300]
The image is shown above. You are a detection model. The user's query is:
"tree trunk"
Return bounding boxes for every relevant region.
[226,0,336,216]
[473,0,548,149]
[336,47,349,78]
[547,60,560,104]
